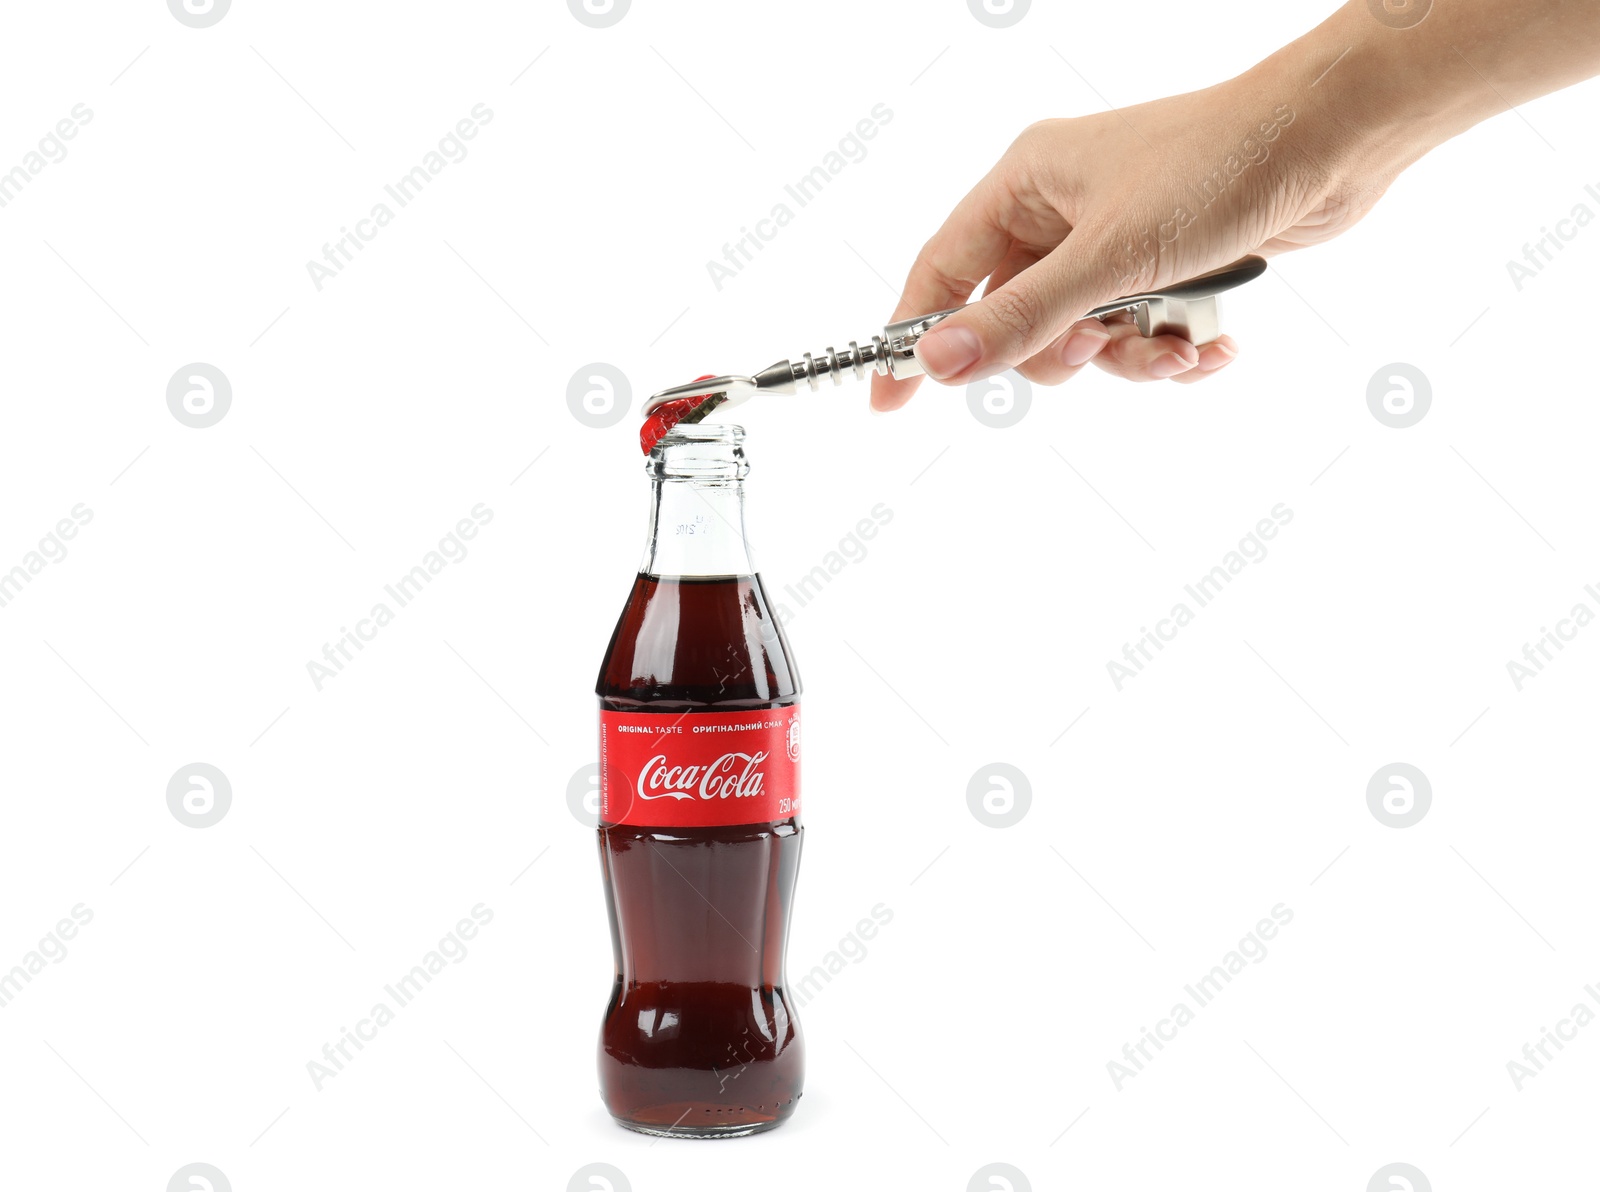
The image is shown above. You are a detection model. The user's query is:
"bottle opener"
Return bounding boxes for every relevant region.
[642,254,1267,418]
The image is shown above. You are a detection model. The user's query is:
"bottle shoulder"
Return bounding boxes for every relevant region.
[596,571,800,705]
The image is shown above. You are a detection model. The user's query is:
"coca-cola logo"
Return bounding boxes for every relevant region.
[637,752,769,802]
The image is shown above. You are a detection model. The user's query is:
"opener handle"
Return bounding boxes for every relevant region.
[883,255,1267,381]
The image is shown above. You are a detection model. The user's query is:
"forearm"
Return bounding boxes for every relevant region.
[1261,1,1600,177]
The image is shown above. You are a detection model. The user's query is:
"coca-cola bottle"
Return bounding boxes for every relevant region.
[594,422,804,1137]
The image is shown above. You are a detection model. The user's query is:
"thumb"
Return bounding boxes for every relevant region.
[911,231,1127,386]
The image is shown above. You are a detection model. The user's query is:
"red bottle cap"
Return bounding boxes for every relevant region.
[639,375,718,455]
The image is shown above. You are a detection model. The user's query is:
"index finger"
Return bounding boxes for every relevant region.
[872,174,1013,412]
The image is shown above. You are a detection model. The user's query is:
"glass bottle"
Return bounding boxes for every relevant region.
[593,423,804,1138]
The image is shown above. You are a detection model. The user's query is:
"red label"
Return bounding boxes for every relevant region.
[599,705,801,827]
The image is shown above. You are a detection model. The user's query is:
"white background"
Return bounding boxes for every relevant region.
[3,1,1598,1189]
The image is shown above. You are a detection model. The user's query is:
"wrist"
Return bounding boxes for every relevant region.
[1248,3,1471,189]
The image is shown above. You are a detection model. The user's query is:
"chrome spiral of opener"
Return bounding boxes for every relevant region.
[642,254,1268,416]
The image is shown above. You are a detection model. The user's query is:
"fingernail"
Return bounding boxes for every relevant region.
[1150,352,1195,379]
[913,325,982,381]
[1198,343,1237,371]
[1061,327,1111,368]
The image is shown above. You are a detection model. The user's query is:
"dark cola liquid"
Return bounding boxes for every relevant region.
[595,572,803,1137]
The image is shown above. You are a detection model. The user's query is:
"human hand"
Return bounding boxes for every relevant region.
[872,0,1600,412]
[872,63,1394,409]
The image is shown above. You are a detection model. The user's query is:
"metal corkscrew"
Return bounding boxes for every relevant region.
[642,255,1267,416]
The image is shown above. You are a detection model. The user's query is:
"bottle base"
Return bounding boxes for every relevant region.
[611,1116,786,1140]
[608,1095,800,1140]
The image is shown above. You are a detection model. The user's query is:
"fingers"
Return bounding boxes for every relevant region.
[982,242,1046,300]
[1012,317,1240,387]
[879,308,1241,403]
[870,200,1243,406]
[870,175,1013,413]
[1167,336,1239,385]
[1091,319,1199,381]
[1012,318,1113,387]
[869,375,922,413]
[893,176,1013,322]
[906,233,1116,390]
[1090,321,1240,383]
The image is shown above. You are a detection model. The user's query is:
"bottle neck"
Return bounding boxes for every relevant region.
[641,478,757,578]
